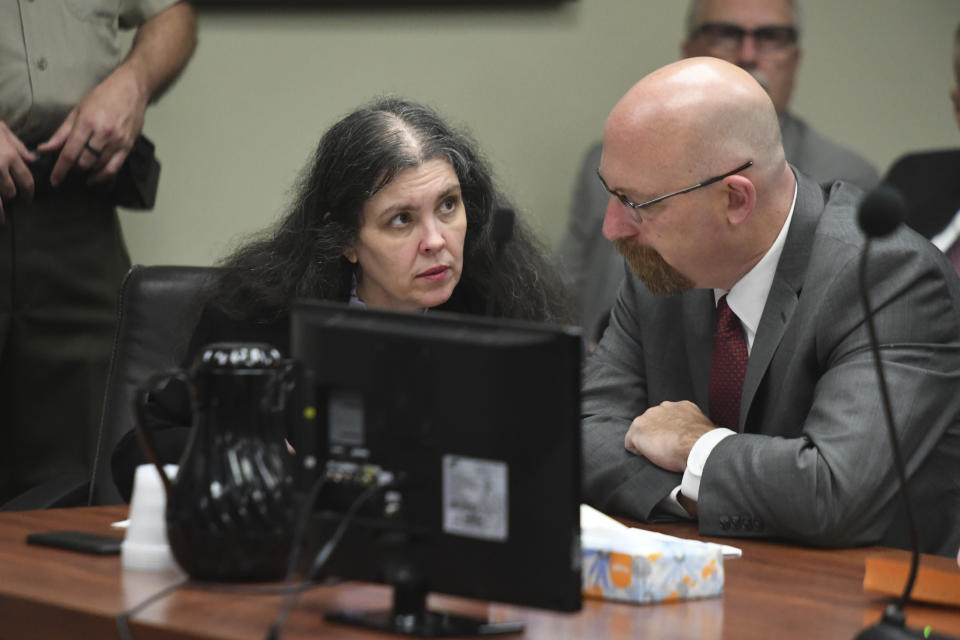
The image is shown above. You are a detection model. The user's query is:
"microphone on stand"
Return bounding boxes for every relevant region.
[485,208,515,317]
[854,185,955,640]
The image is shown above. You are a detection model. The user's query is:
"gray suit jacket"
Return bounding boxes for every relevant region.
[557,114,880,343]
[581,172,960,556]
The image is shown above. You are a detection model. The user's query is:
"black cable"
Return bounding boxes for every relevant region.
[114,473,328,640]
[857,240,920,613]
[191,578,339,596]
[113,573,336,640]
[307,481,387,577]
[265,480,389,640]
[113,473,387,640]
[115,577,190,640]
[113,473,391,639]
[283,474,328,584]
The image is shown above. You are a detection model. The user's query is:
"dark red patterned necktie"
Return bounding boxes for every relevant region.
[709,296,749,430]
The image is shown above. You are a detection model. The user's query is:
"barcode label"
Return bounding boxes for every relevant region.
[442,454,508,542]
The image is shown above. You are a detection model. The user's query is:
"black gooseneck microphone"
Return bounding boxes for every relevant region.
[854,185,954,640]
[485,208,515,317]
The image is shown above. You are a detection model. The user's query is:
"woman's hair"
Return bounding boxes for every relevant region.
[208,97,570,323]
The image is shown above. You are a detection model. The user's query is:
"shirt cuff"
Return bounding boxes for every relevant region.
[658,485,693,520]
[680,428,736,502]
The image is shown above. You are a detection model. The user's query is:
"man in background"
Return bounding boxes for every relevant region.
[0,1,197,507]
[558,0,879,345]
[884,22,960,272]
[582,56,960,556]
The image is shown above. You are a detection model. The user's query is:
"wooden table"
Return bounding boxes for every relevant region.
[1,506,958,639]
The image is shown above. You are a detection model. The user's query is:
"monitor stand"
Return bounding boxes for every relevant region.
[325,563,524,637]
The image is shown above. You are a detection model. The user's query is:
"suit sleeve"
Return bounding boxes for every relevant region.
[698,233,960,549]
[581,273,685,521]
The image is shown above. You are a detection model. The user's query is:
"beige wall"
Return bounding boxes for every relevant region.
[124,0,960,267]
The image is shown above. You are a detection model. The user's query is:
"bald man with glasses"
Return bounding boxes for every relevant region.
[557,0,879,346]
[581,57,960,556]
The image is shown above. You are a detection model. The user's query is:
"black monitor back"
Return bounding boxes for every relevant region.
[290,300,582,613]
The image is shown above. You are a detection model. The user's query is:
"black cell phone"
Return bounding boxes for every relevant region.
[26,530,123,555]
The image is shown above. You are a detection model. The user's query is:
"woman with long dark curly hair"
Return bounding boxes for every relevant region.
[111,97,571,500]
[208,96,568,322]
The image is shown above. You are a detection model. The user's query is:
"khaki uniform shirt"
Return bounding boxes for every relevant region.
[0,0,178,145]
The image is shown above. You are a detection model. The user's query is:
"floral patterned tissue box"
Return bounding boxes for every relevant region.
[580,506,733,604]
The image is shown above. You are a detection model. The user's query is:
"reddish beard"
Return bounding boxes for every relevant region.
[614,239,695,295]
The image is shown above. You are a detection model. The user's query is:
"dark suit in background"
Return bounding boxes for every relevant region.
[582,171,960,556]
[884,149,960,241]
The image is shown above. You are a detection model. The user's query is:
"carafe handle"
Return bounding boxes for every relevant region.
[133,369,194,500]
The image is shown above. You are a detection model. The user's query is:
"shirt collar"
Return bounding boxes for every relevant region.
[714,179,798,353]
[930,205,960,252]
[349,274,366,307]
[348,273,429,313]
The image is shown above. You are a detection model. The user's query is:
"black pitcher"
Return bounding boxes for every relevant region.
[135,342,298,581]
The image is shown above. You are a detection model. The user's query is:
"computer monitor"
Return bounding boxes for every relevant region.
[290,300,582,636]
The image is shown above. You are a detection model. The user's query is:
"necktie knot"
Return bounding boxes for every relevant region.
[716,297,740,334]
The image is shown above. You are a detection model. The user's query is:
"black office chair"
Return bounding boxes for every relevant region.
[88,265,214,505]
[1,265,214,510]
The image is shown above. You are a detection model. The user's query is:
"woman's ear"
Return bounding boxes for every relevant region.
[343,246,358,264]
[723,175,756,226]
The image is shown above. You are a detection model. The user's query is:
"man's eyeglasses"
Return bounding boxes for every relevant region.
[596,160,753,223]
[691,22,798,54]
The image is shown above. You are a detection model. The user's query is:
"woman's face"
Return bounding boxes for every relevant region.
[344,158,467,311]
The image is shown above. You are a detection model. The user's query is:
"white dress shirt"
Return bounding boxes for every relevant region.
[929,206,960,253]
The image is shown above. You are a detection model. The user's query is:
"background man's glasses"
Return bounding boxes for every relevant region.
[691,22,798,54]
[596,160,754,223]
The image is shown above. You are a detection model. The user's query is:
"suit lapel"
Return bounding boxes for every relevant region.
[739,172,823,430]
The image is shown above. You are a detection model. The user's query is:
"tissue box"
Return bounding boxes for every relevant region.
[581,522,726,604]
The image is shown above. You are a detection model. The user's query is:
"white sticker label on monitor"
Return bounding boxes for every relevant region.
[442,454,508,542]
